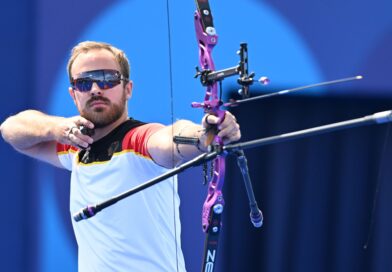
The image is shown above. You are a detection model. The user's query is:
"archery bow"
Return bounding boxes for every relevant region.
[191,2,228,270]
[190,1,264,271]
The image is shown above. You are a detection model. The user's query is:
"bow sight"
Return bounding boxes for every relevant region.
[194,43,268,98]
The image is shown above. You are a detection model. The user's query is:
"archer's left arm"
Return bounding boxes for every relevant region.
[147,111,241,168]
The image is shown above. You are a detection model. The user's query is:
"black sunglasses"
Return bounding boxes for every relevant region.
[71,69,127,92]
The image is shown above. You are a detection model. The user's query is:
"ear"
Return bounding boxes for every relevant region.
[68,87,77,105]
[125,80,133,100]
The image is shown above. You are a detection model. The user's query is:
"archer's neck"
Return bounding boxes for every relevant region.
[92,113,128,141]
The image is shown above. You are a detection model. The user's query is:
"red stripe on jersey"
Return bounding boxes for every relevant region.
[122,123,164,158]
[56,143,78,153]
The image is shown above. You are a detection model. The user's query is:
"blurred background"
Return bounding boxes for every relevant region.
[1,0,391,271]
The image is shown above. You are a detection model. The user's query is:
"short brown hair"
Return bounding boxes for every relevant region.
[67,41,130,82]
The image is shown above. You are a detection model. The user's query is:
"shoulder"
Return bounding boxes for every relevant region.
[122,122,165,158]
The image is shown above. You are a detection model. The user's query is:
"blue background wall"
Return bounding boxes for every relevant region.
[0,0,391,271]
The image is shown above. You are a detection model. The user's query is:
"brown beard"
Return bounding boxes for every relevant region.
[80,91,127,128]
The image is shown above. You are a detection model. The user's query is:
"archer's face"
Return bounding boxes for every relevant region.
[69,49,133,128]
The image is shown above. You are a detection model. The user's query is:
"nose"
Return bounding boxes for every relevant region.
[90,82,103,96]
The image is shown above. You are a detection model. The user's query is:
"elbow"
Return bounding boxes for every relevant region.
[1,116,25,149]
[0,117,13,143]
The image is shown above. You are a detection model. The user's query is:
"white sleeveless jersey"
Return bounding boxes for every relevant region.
[57,119,186,272]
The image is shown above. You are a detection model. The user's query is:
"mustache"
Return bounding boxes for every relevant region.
[87,96,110,107]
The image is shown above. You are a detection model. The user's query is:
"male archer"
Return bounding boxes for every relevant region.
[0,41,240,271]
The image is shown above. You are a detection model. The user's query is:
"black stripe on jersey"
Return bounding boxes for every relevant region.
[79,118,145,164]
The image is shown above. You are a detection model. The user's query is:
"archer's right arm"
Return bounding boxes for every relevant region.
[0,110,93,168]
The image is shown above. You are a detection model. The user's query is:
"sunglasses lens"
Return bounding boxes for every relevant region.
[72,69,124,92]
[97,80,122,90]
[75,79,93,92]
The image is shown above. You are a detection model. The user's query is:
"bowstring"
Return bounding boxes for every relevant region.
[165,0,180,271]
